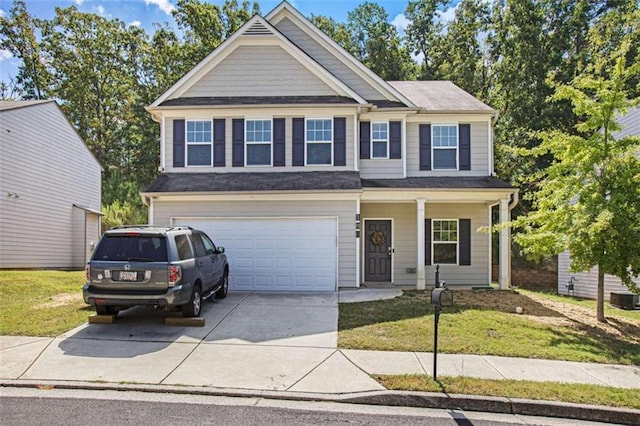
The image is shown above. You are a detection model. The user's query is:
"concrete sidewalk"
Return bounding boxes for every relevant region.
[0,289,638,424]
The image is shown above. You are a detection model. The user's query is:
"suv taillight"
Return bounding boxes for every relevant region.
[85,264,90,280]
[168,265,182,287]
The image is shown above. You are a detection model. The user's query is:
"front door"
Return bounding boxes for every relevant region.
[364,220,392,282]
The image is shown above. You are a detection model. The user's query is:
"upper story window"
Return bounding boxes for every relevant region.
[245,119,272,166]
[432,124,458,170]
[186,120,213,166]
[432,219,458,264]
[306,118,332,165]
[371,122,388,159]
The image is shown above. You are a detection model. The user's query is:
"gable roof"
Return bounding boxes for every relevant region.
[0,100,52,111]
[388,81,495,114]
[150,14,366,107]
[266,1,414,107]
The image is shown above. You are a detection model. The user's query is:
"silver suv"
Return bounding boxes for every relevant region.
[84,226,229,317]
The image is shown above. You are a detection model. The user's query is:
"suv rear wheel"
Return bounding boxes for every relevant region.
[95,305,117,316]
[182,284,202,317]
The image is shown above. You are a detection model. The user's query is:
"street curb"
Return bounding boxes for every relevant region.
[2,380,638,425]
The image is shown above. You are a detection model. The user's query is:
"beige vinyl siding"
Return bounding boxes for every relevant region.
[406,121,490,177]
[361,202,490,286]
[182,45,338,98]
[0,103,101,269]
[152,199,358,288]
[359,159,403,178]
[558,251,639,300]
[274,17,386,101]
[164,114,355,172]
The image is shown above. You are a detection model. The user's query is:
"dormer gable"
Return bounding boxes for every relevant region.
[266,1,414,108]
[151,15,367,107]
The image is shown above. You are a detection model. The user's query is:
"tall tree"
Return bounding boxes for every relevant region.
[40,6,154,203]
[514,43,640,322]
[404,0,448,80]
[436,0,491,98]
[309,15,352,52]
[0,0,50,99]
[346,2,416,80]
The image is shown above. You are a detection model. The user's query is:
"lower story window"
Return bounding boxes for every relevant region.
[433,219,457,264]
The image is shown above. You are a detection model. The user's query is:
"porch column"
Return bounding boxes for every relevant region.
[499,198,511,289]
[416,198,426,290]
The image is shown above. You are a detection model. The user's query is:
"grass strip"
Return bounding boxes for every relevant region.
[375,374,640,410]
[0,270,91,336]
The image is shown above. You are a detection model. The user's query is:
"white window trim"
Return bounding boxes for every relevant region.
[431,124,459,171]
[305,117,333,166]
[370,121,389,159]
[186,119,213,167]
[432,218,459,266]
[245,118,273,167]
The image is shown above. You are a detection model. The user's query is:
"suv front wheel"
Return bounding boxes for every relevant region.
[182,284,202,317]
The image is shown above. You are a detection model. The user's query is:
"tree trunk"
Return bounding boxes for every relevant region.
[596,265,606,323]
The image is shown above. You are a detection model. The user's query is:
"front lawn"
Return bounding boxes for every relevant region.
[339,290,640,365]
[0,270,91,336]
[376,375,640,409]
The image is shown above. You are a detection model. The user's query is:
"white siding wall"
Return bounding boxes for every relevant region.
[164,114,355,173]
[182,45,337,98]
[152,199,358,288]
[0,102,102,269]
[359,159,403,178]
[558,252,639,300]
[274,17,386,101]
[406,121,490,177]
[361,202,490,287]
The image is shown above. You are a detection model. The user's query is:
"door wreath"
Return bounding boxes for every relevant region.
[370,231,386,246]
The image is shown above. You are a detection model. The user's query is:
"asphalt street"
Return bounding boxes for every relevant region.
[0,387,612,426]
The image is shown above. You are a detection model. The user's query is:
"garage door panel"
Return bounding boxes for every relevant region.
[174,218,337,292]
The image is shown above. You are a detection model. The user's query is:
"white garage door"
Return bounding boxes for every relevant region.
[173,218,337,292]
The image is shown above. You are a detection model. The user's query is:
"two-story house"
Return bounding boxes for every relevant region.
[142,1,518,293]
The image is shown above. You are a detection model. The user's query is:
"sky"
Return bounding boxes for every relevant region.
[0,0,462,84]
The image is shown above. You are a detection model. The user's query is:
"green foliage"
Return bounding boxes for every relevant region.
[514,42,640,298]
[102,200,148,232]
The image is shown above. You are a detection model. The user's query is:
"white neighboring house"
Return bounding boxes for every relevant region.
[0,100,102,269]
[558,106,640,299]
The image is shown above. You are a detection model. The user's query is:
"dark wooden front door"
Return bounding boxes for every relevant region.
[364,220,392,282]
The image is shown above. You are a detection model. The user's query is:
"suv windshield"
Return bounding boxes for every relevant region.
[93,235,168,262]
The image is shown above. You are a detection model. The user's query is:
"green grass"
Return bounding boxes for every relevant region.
[339,290,640,365]
[0,270,92,336]
[375,375,640,409]
[518,289,640,321]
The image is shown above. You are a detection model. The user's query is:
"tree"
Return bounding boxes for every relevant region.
[346,2,416,80]
[514,43,640,322]
[309,15,352,52]
[0,0,50,99]
[404,0,448,80]
[436,0,490,98]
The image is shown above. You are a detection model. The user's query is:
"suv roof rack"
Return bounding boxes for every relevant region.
[109,225,193,231]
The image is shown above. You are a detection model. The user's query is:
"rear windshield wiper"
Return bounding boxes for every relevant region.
[126,257,156,262]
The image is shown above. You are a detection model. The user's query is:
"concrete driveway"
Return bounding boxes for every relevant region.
[3,292,381,393]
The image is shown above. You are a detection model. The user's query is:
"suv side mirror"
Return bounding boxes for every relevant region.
[217,246,225,254]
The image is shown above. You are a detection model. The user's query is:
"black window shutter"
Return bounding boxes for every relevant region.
[419,124,431,170]
[459,218,471,265]
[459,123,471,170]
[273,118,286,167]
[425,219,432,265]
[359,121,370,159]
[232,118,244,167]
[292,117,305,166]
[334,117,346,166]
[389,121,402,159]
[173,119,185,168]
[213,118,225,167]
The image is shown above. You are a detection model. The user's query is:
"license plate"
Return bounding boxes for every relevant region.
[119,271,138,281]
